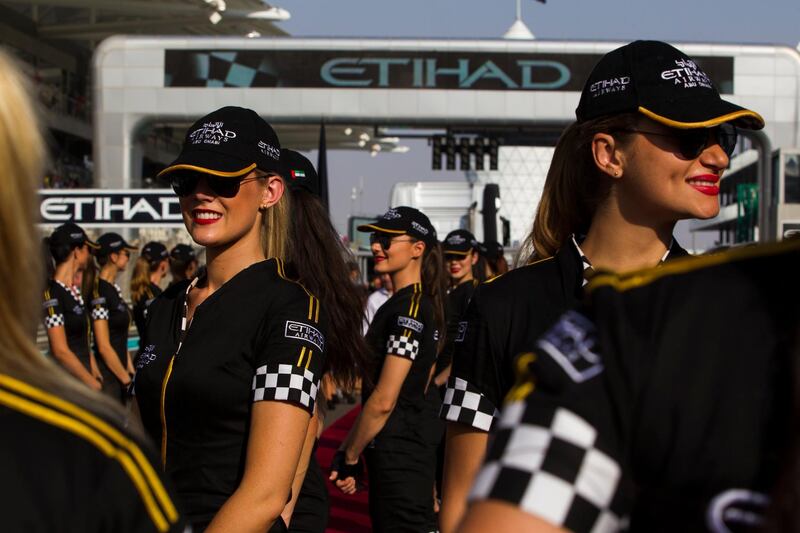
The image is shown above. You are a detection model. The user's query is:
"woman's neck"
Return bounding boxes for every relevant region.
[100,263,118,283]
[391,261,422,293]
[54,260,77,287]
[581,207,675,273]
[149,271,162,286]
[452,273,473,288]
[205,239,266,292]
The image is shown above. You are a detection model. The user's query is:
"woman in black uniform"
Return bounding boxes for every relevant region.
[131,241,168,347]
[461,239,798,532]
[331,206,447,533]
[43,222,103,391]
[0,48,184,533]
[91,232,138,402]
[168,244,199,287]
[135,106,366,532]
[438,40,766,533]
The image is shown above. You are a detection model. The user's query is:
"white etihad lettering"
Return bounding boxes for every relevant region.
[411,221,429,235]
[590,76,630,97]
[285,320,325,351]
[257,140,280,160]
[189,121,237,145]
[383,209,402,220]
[661,59,713,89]
[397,315,424,333]
[447,235,466,245]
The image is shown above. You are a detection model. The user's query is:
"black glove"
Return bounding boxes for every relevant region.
[331,450,364,481]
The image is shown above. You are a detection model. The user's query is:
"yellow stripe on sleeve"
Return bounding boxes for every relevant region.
[297,346,307,367]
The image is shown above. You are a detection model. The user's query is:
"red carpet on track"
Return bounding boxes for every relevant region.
[316,406,372,532]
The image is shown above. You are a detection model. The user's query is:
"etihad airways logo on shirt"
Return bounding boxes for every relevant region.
[285,320,325,352]
[397,315,424,333]
[189,121,237,145]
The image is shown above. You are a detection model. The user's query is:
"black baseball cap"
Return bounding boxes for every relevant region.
[280,149,320,196]
[480,241,504,261]
[49,222,99,250]
[157,106,282,179]
[443,229,478,255]
[141,242,168,262]
[576,40,764,130]
[97,233,136,256]
[170,244,196,262]
[357,206,437,246]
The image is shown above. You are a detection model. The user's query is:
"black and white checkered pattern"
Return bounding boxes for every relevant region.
[44,314,65,329]
[386,334,420,360]
[440,376,500,432]
[571,235,594,287]
[470,402,627,532]
[252,363,319,414]
[91,307,110,321]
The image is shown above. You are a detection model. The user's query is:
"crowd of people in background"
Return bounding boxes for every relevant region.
[5,38,800,533]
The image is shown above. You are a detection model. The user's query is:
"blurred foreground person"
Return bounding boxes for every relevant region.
[0,48,183,532]
[439,40,765,532]
[462,239,799,532]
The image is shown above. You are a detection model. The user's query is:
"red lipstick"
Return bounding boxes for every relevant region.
[687,174,720,196]
[192,209,222,225]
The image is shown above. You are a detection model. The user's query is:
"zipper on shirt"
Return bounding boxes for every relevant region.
[159,354,176,468]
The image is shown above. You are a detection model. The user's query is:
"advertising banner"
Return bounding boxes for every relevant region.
[39,189,183,228]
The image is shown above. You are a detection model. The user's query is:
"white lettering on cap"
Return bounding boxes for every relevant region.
[189,121,237,146]
[257,140,280,160]
[661,59,712,90]
[411,221,429,235]
[447,235,466,245]
[589,76,630,97]
[383,209,401,220]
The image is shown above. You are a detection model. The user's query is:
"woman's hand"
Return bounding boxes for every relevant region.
[329,449,362,494]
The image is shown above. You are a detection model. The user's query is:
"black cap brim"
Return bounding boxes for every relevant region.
[157,147,280,180]
[86,239,100,250]
[639,98,764,130]
[356,223,406,235]
[443,248,471,256]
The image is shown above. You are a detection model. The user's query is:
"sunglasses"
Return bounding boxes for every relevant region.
[618,122,738,160]
[170,171,261,198]
[370,233,414,250]
[445,253,470,262]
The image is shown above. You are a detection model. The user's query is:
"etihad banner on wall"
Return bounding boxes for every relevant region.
[39,190,184,228]
[164,50,734,93]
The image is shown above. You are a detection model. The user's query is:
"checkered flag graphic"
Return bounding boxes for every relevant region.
[440,376,499,431]
[470,402,627,532]
[386,334,420,360]
[252,363,319,414]
[91,308,110,321]
[44,314,65,329]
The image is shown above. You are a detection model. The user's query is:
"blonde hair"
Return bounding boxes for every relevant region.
[0,49,124,424]
[517,113,639,264]
[130,256,155,303]
[261,175,291,260]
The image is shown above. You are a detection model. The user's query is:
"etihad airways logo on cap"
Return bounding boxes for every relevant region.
[447,234,466,245]
[189,121,236,145]
[661,58,712,90]
[411,221,429,235]
[257,140,280,161]
[590,76,630,97]
[383,209,402,220]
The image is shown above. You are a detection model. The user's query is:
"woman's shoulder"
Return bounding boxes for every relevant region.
[475,255,561,303]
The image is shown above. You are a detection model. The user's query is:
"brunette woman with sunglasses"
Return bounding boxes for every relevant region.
[439,40,765,533]
[90,233,138,402]
[134,107,367,532]
[43,222,103,391]
[330,207,447,533]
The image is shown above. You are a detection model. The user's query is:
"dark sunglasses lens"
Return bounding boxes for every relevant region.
[369,233,391,249]
[677,129,709,160]
[171,174,198,197]
[207,176,240,198]
[445,254,463,261]
[717,123,738,157]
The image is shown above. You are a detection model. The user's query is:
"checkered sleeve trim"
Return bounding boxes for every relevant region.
[91,307,110,321]
[439,376,499,432]
[252,363,319,414]
[469,402,627,532]
[386,334,420,361]
[44,314,65,329]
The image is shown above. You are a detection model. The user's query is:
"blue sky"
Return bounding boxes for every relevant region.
[270,0,800,247]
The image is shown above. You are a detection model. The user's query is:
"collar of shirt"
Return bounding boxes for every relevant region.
[570,234,676,287]
[55,279,84,306]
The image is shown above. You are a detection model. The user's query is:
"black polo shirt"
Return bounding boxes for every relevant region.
[134,259,326,526]
[133,282,162,349]
[441,238,687,432]
[471,240,797,532]
[0,372,184,532]
[91,278,132,374]
[42,279,91,368]
[436,279,478,374]
[364,282,440,440]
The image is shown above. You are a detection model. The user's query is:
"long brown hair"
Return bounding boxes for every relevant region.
[421,240,448,352]
[266,186,368,391]
[0,49,125,425]
[130,256,158,303]
[518,113,639,263]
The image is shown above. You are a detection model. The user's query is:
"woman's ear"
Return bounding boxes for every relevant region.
[470,251,479,266]
[592,132,624,179]
[411,240,426,259]
[261,174,285,209]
